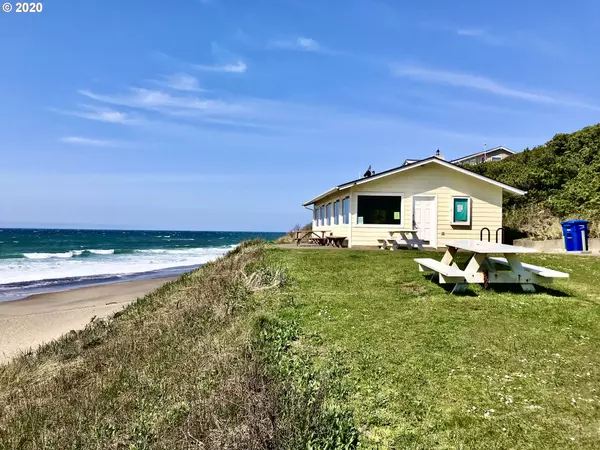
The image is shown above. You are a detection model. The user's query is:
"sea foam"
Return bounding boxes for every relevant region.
[0,246,235,285]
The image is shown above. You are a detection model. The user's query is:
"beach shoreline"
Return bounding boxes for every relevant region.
[0,276,177,364]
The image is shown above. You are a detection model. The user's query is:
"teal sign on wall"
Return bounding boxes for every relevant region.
[453,198,469,222]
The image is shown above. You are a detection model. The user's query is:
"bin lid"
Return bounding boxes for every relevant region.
[561,219,589,225]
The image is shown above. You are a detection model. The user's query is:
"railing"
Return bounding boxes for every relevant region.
[495,227,505,244]
[480,227,491,242]
[480,227,505,243]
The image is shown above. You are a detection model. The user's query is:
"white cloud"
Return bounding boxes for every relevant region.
[60,136,122,147]
[456,28,486,37]
[194,61,247,73]
[456,28,509,47]
[391,64,600,110]
[50,105,138,125]
[158,73,204,92]
[455,26,561,56]
[78,88,249,117]
[270,37,322,52]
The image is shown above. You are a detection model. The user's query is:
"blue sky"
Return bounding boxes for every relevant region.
[1,0,599,231]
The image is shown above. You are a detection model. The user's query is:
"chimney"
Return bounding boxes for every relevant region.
[435,148,445,160]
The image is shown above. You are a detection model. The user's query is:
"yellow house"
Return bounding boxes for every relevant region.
[302,156,526,248]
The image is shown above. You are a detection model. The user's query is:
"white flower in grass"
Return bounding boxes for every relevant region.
[570,437,575,441]
[571,398,577,405]
[484,409,495,417]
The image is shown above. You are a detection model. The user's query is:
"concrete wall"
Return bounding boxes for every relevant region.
[514,238,600,254]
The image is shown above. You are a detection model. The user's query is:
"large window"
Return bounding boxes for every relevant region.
[326,203,332,226]
[342,197,350,224]
[314,207,319,226]
[451,196,471,225]
[333,200,340,225]
[357,195,402,225]
[320,205,325,226]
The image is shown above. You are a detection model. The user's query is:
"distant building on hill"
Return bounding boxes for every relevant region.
[402,146,515,168]
[451,146,515,165]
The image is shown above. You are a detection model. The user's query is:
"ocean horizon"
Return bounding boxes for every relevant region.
[0,228,284,302]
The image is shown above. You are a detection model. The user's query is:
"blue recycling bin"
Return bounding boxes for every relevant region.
[561,220,589,252]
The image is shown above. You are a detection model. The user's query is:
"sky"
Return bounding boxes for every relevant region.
[1,0,599,231]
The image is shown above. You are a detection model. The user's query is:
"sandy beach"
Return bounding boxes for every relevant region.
[0,277,176,364]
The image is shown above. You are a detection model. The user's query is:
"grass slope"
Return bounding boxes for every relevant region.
[268,247,600,448]
[0,242,357,450]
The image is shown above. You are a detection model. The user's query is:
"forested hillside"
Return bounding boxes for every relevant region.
[467,123,600,239]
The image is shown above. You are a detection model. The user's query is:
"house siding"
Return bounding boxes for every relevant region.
[313,163,503,248]
[312,194,353,246]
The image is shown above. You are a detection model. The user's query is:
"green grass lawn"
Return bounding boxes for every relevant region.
[268,248,600,449]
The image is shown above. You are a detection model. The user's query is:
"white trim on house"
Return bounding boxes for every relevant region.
[355,192,405,228]
[302,157,526,206]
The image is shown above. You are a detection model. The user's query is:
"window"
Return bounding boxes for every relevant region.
[451,196,471,225]
[342,197,350,224]
[333,200,340,225]
[314,207,319,225]
[320,205,325,226]
[357,195,402,225]
[326,203,331,226]
[491,156,501,161]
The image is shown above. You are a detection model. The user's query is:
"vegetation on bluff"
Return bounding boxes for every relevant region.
[468,123,600,239]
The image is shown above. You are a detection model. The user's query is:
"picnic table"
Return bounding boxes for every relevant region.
[414,240,569,294]
[294,230,329,246]
[378,229,424,251]
[294,231,347,247]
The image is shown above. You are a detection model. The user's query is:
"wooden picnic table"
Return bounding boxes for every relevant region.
[294,231,346,247]
[294,230,330,246]
[378,229,424,250]
[414,240,569,294]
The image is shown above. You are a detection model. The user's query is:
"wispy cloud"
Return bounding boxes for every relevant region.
[78,87,249,117]
[457,26,561,56]
[269,37,322,52]
[193,61,247,73]
[391,64,600,110]
[60,136,122,147]
[455,27,506,46]
[154,73,204,92]
[50,105,139,125]
[192,42,248,73]
[421,22,561,56]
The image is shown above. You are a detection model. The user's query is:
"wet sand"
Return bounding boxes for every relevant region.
[0,277,176,364]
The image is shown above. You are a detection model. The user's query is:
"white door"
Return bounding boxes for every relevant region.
[413,197,437,247]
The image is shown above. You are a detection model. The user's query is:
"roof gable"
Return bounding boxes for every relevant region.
[303,156,526,206]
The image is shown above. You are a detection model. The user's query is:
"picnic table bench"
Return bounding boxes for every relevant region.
[378,229,424,251]
[325,236,347,247]
[415,240,569,294]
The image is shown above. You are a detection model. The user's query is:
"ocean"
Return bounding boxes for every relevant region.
[0,229,283,302]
